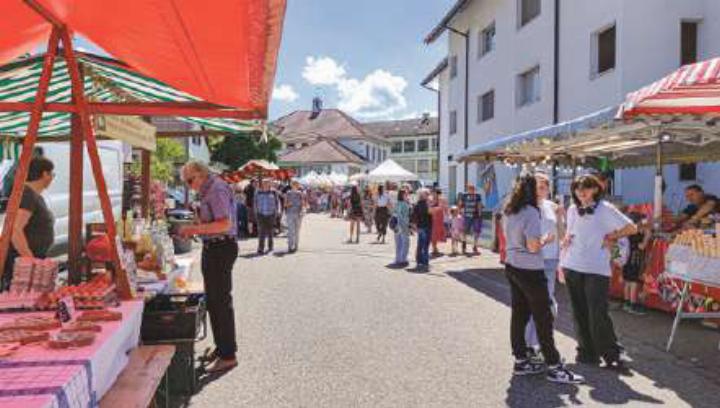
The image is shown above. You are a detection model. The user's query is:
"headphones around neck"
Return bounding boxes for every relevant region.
[578,201,600,216]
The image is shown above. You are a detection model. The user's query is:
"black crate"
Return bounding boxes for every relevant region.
[141,293,206,342]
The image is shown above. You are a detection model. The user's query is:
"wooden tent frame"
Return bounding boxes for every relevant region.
[0,1,259,299]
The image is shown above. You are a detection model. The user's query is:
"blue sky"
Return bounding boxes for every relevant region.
[270,0,455,121]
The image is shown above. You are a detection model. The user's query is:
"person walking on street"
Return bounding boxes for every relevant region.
[284,180,306,253]
[244,179,257,237]
[391,189,411,267]
[459,184,483,255]
[347,185,363,244]
[503,174,583,384]
[525,173,562,363]
[561,174,637,368]
[430,189,447,256]
[254,179,280,254]
[375,185,390,244]
[178,161,238,373]
[362,186,375,234]
[411,189,432,271]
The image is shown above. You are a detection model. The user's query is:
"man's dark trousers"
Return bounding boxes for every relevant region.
[201,239,239,359]
[257,213,275,252]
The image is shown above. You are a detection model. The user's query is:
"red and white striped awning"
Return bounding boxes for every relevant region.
[618,58,720,118]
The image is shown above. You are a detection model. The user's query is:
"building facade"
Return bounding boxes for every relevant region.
[273,105,390,176]
[363,115,439,184]
[427,0,720,210]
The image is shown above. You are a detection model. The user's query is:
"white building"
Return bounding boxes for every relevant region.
[363,114,439,184]
[426,0,720,210]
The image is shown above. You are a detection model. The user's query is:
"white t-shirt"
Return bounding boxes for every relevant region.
[560,201,632,277]
[539,199,560,260]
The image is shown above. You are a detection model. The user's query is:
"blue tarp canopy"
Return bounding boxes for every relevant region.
[456,106,619,162]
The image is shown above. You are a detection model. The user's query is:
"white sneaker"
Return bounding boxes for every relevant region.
[547,364,585,384]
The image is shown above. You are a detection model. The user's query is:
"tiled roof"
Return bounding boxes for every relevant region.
[362,117,438,139]
[424,0,473,44]
[272,108,386,144]
[278,139,365,165]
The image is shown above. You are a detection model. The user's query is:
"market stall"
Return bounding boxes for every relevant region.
[0,0,286,405]
[367,159,419,183]
[456,57,720,339]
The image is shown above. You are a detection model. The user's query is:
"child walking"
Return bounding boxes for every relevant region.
[450,206,464,255]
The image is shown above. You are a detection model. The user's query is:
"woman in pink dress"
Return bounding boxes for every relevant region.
[430,190,447,256]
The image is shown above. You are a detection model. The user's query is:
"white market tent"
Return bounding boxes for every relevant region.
[367,159,419,183]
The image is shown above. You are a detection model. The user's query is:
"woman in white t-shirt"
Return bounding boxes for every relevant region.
[374,185,391,244]
[560,175,637,369]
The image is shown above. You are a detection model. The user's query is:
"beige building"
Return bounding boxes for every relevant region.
[363,114,439,185]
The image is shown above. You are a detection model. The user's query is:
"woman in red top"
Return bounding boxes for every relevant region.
[430,190,447,256]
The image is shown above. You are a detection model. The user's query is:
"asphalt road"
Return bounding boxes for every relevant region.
[189,214,720,408]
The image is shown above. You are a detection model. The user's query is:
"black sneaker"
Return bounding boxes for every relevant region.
[627,304,647,316]
[547,364,585,384]
[513,359,545,376]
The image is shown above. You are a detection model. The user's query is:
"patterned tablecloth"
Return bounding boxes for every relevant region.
[0,300,144,408]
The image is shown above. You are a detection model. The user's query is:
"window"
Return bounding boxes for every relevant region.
[479,22,496,57]
[478,90,495,122]
[417,159,430,173]
[679,163,697,181]
[365,145,369,159]
[594,25,616,75]
[450,55,458,79]
[403,140,416,153]
[450,110,458,134]
[397,159,415,172]
[372,147,377,162]
[431,159,438,172]
[519,0,541,27]
[432,138,439,151]
[286,143,296,150]
[391,141,402,153]
[517,66,540,107]
[681,21,698,66]
[418,139,429,152]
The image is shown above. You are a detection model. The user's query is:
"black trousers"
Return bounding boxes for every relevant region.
[375,207,389,236]
[506,264,561,365]
[201,240,239,359]
[256,214,275,252]
[564,269,621,362]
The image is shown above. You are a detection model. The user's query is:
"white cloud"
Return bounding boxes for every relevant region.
[272,84,299,103]
[302,56,408,119]
[302,56,347,86]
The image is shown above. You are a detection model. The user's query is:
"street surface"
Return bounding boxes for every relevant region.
[190,214,720,407]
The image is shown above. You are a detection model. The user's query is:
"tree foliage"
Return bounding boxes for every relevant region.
[130,138,185,183]
[210,132,282,170]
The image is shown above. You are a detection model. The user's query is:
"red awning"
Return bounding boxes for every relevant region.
[0,0,287,117]
[618,58,720,118]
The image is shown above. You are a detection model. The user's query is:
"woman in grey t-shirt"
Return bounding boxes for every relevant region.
[503,174,582,384]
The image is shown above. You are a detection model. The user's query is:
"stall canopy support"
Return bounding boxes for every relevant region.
[0,27,61,282]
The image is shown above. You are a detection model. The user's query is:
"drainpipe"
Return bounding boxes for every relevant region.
[421,83,441,186]
[446,26,470,188]
[552,0,561,196]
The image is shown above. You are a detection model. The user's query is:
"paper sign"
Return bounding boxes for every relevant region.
[56,296,76,325]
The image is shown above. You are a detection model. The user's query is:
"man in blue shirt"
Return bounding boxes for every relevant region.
[459,184,483,255]
[178,161,238,373]
[254,179,280,254]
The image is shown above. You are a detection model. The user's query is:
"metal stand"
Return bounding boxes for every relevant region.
[666,278,720,351]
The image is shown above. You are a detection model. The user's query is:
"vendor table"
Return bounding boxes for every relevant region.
[665,252,720,351]
[0,300,144,408]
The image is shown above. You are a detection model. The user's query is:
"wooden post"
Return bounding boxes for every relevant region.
[60,29,132,300]
[140,149,151,219]
[67,96,84,284]
[0,28,60,280]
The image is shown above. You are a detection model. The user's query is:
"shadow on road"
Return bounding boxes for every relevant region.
[447,267,720,407]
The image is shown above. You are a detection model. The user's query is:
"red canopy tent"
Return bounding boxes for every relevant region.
[618,57,720,118]
[0,0,286,298]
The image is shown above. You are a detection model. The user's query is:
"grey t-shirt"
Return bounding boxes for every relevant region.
[503,205,544,270]
[285,190,304,215]
[17,186,55,258]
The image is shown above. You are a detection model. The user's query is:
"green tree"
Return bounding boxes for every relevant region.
[130,138,185,183]
[210,132,282,170]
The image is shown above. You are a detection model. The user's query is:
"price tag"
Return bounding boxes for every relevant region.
[56,296,76,325]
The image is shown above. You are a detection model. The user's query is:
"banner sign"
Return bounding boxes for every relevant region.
[94,115,157,152]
